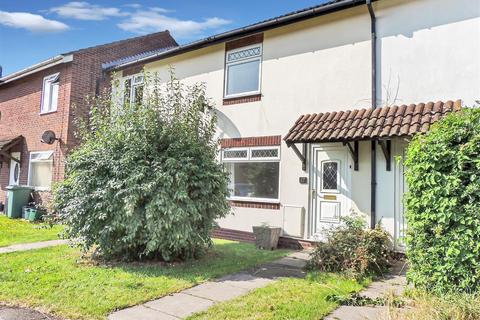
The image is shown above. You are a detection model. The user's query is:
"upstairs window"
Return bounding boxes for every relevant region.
[123,74,144,105]
[41,73,59,113]
[222,146,280,202]
[224,44,262,98]
[28,151,54,190]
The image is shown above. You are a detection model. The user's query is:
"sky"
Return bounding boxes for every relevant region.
[0,0,326,76]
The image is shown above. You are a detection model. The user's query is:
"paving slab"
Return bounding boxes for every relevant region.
[362,261,407,299]
[145,293,213,318]
[0,240,68,254]
[109,305,177,320]
[182,281,249,302]
[0,307,53,320]
[286,250,311,261]
[251,263,307,279]
[216,272,274,290]
[272,256,308,269]
[325,306,387,320]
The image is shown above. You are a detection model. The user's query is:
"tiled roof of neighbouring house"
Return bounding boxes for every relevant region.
[284,100,462,143]
[101,46,178,69]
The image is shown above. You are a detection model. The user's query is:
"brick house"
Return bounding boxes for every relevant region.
[0,31,177,206]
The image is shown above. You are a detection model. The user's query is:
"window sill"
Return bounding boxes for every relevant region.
[223,94,261,105]
[228,197,279,204]
[39,110,57,116]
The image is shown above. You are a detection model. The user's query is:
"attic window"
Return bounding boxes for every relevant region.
[41,73,59,114]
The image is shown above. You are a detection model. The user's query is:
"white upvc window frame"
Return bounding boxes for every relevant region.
[224,43,263,99]
[122,73,144,105]
[221,147,249,162]
[28,151,54,191]
[222,146,280,203]
[40,73,60,114]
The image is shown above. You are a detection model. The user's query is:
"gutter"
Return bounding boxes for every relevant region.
[106,0,365,71]
[366,0,377,229]
[0,54,73,85]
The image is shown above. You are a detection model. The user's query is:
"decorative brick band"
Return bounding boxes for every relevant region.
[212,227,317,250]
[230,200,280,210]
[212,228,255,243]
[220,135,281,148]
[225,33,264,51]
[223,94,261,105]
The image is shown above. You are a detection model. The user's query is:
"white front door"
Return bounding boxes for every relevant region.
[9,152,20,186]
[311,145,350,240]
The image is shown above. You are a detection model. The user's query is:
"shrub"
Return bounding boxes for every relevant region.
[404,107,480,293]
[53,72,230,261]
[306,215,391,279]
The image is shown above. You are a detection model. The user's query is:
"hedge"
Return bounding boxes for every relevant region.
[405,107,480,292]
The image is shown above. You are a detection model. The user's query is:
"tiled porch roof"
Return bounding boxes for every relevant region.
[0,135,23,150]
[284,100,462,144]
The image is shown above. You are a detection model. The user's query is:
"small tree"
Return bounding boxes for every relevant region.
[53,72,230,261]
[405,107,480,292]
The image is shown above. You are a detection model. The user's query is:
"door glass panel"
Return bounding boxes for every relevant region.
[13,163,19,184]
[322,161,338,191]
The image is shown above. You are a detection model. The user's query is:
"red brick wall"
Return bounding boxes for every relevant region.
[0,31,177,208]
[0,63,73,205]
[67,30,178,149]
[220,135,281,148]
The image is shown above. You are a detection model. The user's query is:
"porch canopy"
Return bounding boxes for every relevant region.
[284,100,461,170]
[0,136,24,163]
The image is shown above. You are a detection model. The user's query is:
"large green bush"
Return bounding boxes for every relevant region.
[53,73,230,261]
[306,216,391,280]
[405,107,480,292]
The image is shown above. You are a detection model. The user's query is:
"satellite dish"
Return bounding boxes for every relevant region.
[41,130,57,144]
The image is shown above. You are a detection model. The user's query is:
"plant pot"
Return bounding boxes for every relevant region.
[28,208,46,222]
[252,226,282,250]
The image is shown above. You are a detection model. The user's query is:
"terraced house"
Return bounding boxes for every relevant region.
[104,0,479,250]
[0,31,177,204]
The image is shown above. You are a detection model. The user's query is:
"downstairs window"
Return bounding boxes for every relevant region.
[28,151,54,190]
[222,146,280,202]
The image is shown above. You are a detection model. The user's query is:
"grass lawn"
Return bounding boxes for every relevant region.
[0,239,288,320]
[0,214,64,247]
[188,272,368,320]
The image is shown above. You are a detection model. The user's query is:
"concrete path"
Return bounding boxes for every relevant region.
[325,261,407,320]
[109,251,309,320]
[0,305,60,320]
[0,240,68,254]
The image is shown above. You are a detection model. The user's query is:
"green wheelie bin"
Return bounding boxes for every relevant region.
[6,186,33,219]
